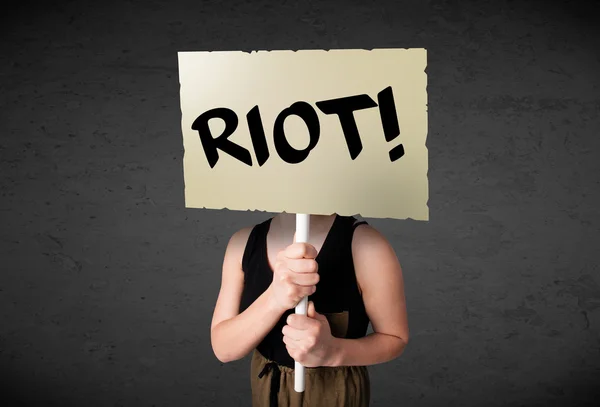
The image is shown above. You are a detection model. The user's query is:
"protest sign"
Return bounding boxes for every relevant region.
[179,49,428,221]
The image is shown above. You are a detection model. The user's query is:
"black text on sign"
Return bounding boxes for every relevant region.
[191,86,404,168]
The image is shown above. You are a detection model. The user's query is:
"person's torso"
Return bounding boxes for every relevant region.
[239,214,370,368]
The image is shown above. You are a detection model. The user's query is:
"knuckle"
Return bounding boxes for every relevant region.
[301,243,312,258]
[275,264,286,277]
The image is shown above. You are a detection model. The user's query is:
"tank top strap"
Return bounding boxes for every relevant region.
[351,214,369,230]
[239,217,273,315]
[337,215,371,339]
[241,217,272,274]
[309,215,361,310]
[334,214,369,250]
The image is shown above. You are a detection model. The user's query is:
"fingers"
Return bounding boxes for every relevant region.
[283,335,303,355]
[274,262,319,287]
[283,242,318,259]
[284,257,319,274]
[286,314,316,330]
[283,316,321,368]
[275,266,319,287]
[291,273,319,288]
[271,243,319,310]
[282,323,306,340]
[283,334,297,348]
[285,345,305,366]
[283,324,318,355]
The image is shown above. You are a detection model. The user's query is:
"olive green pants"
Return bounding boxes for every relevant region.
[250,350,370,407]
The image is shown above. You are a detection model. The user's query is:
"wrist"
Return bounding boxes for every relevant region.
[264,285,286,315]
[325,337,346,367]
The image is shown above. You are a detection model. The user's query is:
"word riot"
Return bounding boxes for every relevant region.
[191,86,404,168]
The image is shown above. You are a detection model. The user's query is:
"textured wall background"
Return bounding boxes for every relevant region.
[1,0,599,406]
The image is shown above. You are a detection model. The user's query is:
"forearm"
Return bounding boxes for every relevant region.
[327,332,408,367]
[211,287,284,363]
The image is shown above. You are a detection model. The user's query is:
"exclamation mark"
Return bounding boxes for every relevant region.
[377,86,404,162]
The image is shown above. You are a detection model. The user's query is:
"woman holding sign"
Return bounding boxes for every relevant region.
[210,213,409,407]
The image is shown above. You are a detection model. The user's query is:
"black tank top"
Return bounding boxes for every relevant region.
[239,214,370,368]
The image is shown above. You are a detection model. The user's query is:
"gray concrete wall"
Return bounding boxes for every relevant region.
[1,0,599,406]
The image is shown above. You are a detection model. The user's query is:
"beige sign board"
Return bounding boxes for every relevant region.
[178,48,428,220]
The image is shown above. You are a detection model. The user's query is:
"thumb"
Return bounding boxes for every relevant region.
[307,301,316,318]
[307,301,325,321]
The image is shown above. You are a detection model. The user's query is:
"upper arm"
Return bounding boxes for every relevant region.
[352,224,409,343]
[210,226,252,331]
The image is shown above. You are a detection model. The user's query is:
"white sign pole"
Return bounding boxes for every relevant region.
[294,213,310,392]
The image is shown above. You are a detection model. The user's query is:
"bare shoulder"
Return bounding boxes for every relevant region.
[352,223,395,254]
[228,226,254,249]
[224,226,254,264]
[351,223,402,282]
